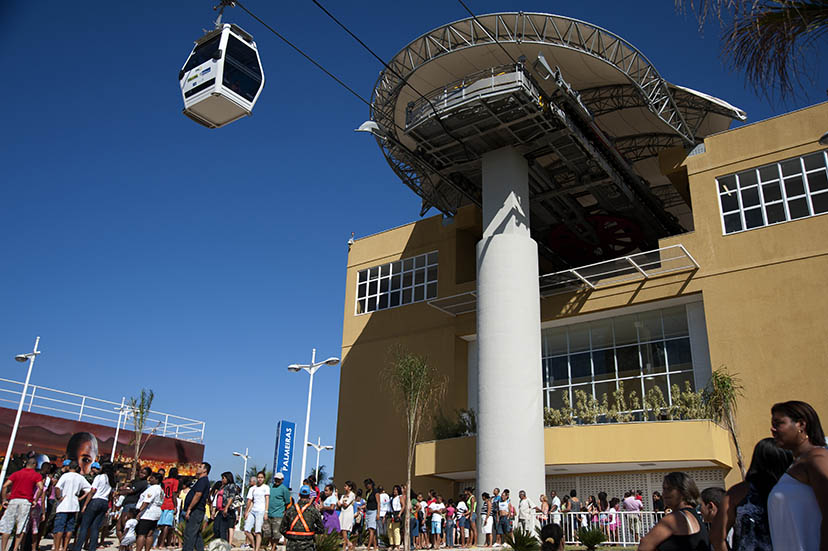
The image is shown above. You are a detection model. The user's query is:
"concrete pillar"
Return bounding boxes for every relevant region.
[475,146,546,516]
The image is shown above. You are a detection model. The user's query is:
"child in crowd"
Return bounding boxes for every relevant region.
[120,508,140,551]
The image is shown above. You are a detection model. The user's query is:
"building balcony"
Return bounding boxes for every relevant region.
[415,419,732,480]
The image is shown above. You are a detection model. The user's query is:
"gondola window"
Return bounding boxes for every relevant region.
[222,36,262,102]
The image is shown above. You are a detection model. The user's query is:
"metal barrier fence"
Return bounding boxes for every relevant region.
[537,510,666,546]
[0,377,205,443]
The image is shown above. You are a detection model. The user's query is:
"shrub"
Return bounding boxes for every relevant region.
[576,527,607,551]
[644,386,668,420]
[434,408,477,439]
[175,520,216,545]
[574,389,602,424]
[504,526,539,551]
[316,532,342,551]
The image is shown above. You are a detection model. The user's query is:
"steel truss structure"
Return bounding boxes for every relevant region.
[368,12,745,267]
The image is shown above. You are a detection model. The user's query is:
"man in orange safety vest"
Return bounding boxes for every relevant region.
[279,485,323,551]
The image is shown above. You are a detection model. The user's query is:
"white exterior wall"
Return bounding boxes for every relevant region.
[476,146,546,511]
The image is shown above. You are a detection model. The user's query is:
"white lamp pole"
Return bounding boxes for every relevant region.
[306,436,333,483]
[233,448,250,530]
[288,349,340,488]
[110,397,127,462]
[0,336,41,487]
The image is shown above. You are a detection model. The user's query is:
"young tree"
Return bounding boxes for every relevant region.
[383,347,446,551]
[675,0,828,98]
[128,388,156,479]
[705,368,746,478]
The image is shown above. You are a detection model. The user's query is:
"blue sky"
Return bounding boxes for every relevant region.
[2,0,824,489]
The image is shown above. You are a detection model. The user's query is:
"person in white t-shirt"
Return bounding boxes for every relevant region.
[377,488,390,540]
[135,472,163,551]
[517,491,536,534]
[427,495,446,549]
[243,472,270,551]
[456,498,469,547]
[54,462,93,551]
[549,491,562,526]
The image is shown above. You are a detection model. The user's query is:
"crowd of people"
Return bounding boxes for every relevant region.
[0,399,826,551]
[0,459,215,551]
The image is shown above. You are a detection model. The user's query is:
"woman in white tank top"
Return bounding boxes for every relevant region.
[767,401,828,551]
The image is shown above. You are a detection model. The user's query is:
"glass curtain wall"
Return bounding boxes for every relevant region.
[542,305,694,417]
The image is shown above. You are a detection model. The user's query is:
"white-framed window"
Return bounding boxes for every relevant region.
[541,304,695,416]
[355,251,438,315]
[717,149,828,235]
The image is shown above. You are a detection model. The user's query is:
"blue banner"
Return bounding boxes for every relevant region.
[273,420,295,487]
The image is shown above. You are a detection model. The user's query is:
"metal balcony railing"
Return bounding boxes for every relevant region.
[0,378,205,443]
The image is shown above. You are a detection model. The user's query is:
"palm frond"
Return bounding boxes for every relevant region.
[724,0,828,97]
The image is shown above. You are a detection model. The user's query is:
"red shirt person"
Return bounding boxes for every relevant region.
[1,457,45,551]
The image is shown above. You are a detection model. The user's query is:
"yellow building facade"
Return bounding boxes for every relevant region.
[335,102,828,504]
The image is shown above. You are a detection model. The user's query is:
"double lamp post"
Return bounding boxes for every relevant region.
[232,348,337,501]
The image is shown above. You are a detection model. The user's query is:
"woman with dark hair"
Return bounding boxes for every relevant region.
[711,438,793,551]
[652,492,664,512]
[637,472,709,550]
[215,472,238,543]
[321,484,341,535]
[768,400,828,550]
[388,485,402,550]
[585,495,597,525]
[66,432,99,475]
[539,522,565,551]
[135,472,163,551]
[76,461,115,551]
[339,481,357,551]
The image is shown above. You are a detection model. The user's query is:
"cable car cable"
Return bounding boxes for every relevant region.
[222,1,478,208]
[232,0,372,108]
[455,0,519,65]
[308,0,477,163]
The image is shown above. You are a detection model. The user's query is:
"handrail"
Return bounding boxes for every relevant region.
[526,510,667,546]
[405,63,535,129]
[0,377,205,443]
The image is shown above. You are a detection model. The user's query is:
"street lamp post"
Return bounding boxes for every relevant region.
[306,436,333,483]
[233,448,250,530]
[288,348,340,488]
[0,337,41,487]
[111,398,127,462]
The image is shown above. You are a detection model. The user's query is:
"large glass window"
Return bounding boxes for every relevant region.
[717,150,828,234]
[542,305,695,416]
[355,252,438,314]
[222,36,263,102]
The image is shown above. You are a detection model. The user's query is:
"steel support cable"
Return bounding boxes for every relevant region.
[456,0,519,65]
[233,0,372,109]
[231,0,479,211]
[309,0,479,165]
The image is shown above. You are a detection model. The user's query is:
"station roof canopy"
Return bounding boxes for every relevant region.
[368,13,746,269]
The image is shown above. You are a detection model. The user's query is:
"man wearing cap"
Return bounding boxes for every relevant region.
[280,485,323,551]
[265,472,291,551]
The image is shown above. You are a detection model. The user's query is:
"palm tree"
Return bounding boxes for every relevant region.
[309,465,328,485]
[675,0,828,97]
[235,464,274,486]
[705,368,746,478]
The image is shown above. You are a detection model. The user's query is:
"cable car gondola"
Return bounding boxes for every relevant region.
[179,23,265,129]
